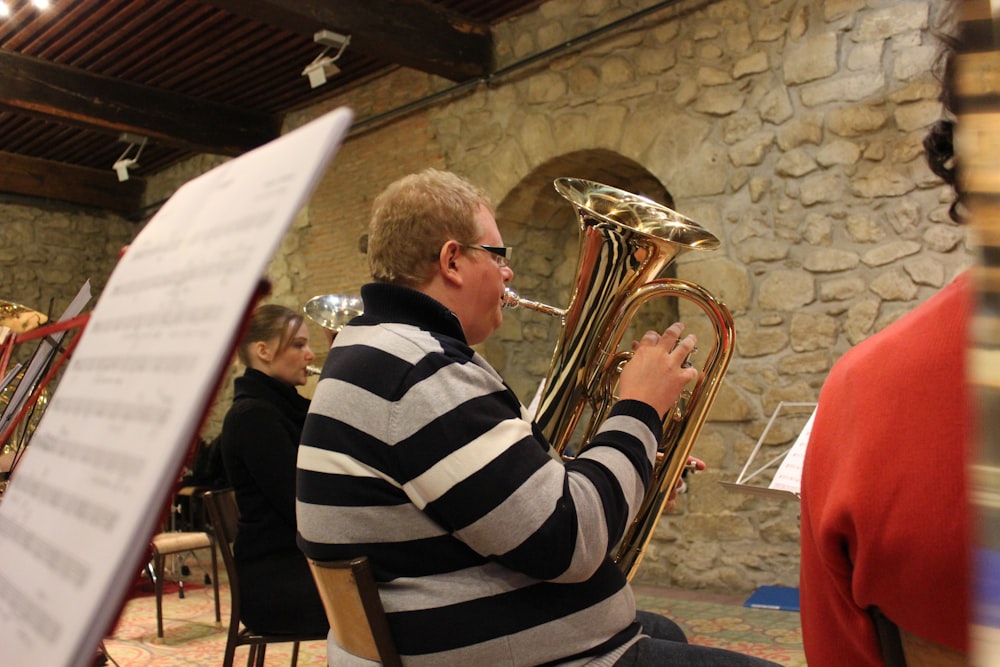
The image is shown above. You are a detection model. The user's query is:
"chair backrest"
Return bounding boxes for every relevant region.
[204,488,240,547]
[203,489,242,632]
[871,607,968,667]
[899,630,968,667]
[307,556,402,667]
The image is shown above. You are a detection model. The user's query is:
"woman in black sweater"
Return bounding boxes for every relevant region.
[220,304,327,635]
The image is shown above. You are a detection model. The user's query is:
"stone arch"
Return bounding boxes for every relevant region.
[486,148,682,405]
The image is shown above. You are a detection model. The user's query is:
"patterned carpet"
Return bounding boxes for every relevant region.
[633,586,806,667]
[101,559,806,666]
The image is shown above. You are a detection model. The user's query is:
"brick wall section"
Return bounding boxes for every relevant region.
[299,114,444,304]
[282,69,450,368]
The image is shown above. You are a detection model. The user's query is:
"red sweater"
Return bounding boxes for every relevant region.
[799,272,973,666]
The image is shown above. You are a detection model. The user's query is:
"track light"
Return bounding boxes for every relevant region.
[112,133,147,182]
[302,30,350,89]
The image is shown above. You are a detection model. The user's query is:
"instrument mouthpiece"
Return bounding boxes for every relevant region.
[502,288,521,309]
[502,288,567,318]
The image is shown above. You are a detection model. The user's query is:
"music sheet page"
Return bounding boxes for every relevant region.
[768,407,817,496]
[0,107,353,667]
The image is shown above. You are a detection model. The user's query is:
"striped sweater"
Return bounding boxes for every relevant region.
[296,282,663,666]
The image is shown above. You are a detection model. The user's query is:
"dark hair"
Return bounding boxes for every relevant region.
[923,120,956,189]
[236,304,304,366]
[923,30,962,223]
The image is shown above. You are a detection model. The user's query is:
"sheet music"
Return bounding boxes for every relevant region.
[0,106,353,667]
[768,407,817,495]
[0,281,92,437]
[1,362,21,394]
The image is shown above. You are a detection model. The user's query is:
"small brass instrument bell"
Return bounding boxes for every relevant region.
[0,300,47,334]
[303,294,363,332]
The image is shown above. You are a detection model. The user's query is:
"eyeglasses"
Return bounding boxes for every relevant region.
[463,243,513,268]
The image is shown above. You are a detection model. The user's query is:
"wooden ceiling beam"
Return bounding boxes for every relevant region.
[203,0,494,81]
[0,150,145,219]
[0,50,281,156]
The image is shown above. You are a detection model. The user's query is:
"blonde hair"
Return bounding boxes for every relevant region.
[236,304,303,366]
[367,169,493,285]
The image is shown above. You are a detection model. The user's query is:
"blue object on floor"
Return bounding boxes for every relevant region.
[744,585,800,612]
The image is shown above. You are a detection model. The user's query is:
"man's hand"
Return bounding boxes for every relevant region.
[618,322,698,420]
[664,456,706,511]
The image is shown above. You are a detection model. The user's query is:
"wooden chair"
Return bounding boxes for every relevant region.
[307,556,402,667]
[150,493,221,638]
[203,488,326,667]
[871,607,968,667]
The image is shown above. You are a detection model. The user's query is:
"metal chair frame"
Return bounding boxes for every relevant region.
[203,488,326,667]
[150,505,220,638]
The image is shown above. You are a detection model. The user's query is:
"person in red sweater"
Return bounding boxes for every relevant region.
[799,272,972,665]
[799,46,972,665]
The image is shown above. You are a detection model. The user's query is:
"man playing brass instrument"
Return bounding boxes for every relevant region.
[296,169,779,667]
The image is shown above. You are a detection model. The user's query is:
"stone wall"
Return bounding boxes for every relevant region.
[0,200,138,347]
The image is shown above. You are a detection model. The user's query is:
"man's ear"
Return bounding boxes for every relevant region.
[438,240,464,287]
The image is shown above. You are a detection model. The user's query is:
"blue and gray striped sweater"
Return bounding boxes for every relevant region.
[296,282,663,666]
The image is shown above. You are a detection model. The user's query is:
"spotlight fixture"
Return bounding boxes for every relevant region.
[112,133,148,182]
[0,3,9,17]
[31,0,49,8]
[302,29,350,89]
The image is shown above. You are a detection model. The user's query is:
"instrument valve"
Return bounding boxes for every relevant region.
[679,344,698,369]
[669,390,692,422]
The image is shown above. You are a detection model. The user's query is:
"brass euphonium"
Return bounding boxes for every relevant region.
[504,177,735,579]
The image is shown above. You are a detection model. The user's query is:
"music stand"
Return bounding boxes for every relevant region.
[0,312,90,487]
[718,401,817,501]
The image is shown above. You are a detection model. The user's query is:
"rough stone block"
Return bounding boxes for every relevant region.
[800,71,885,106]
[790,311,839,351]
[870,269,919,300]
[776,148,819,177]
[854,2,929,41]
[730,131,776,167]
[861,240,922,267]
[783,32,838,85]
[758,270,815,311]
[804,248,861,272]
[737,323,791,358]
[894,99,943,132]
[828,105,890,137]
[819,275,867,301]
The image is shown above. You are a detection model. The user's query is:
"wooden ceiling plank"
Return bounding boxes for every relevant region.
[0,2,63,50]
[146,21,281,93]
[70,2,178,72]
[202,0,494,81]
[23,1,94,59]
[0,50,280,155]
[87,5,212,78]
[195,36,326,104]
[45,127,108,165]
